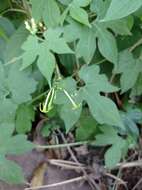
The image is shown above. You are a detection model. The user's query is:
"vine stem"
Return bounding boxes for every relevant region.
[129,37,142,52]
[36,141,89,149]
[0,8,28,16]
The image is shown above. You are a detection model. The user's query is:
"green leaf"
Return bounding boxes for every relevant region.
[95,125,121,146]
[64,21,96,64]
[0,99,17,123]
[72,0,91,7]
[60,103,82,132]
[79,65,124,129]
[102,0,142,21]
[76,113,97,141]
[95,23,118,65]
[22,28,73,86]
[43,0,61,27]
[103,16,133,36]
[76,27,96,64]
[105,144,122,168]
[30,0,61,27]
[37,46,56,87]
[30,0,44,22]
[21,35,39,69]
[57,0,72,5]
[45,28,74,54]
[90,0,111,19]
[115,50,141,93]
[4,24,29,63]
[0,156,25,184]
[16,104,35,134]
[1,135,35,155]
[95,125,128,168]
[7,64,37,104]
[69,4,91,27]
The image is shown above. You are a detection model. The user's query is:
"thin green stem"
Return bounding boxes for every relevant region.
[36,141,89,149]
[129,37,142,52]
[27,90,49,105]
[95,58,106,65]
[0,8,28,16]
[55,64,62,80]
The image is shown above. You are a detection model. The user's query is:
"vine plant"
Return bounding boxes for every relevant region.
[0,0,142,184]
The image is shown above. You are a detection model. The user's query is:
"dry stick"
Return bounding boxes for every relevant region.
[105,173,126,186]
[36,141,89,149]
[49,159,85,170]
[132,177,142,190]
[57,129,101,190]
[25,175,86,190]
[114,160,142,169]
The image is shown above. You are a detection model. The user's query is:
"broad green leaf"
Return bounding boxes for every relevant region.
[72,0,91,7]
[63,20,83,42]
[95,125,122,146]
[105,144,122,168]
[90,0,111,19]
[64,22,96,64]
[30,0,44,21]
[16,104,35,134]
[60,103,82,132]
[37,45,56,87]
[4,24,29,63]
[7,64,37,104]
[43,0,61,27]
[79,65,124,129]
[83,90,123,128]
[0,156,25,184]
[21,35,39,70]
[115,50,141,93]
[79,65,118,93]
[1,135,35,155]
[102,0,142,21]
[95,125,128,168]
[30,0,61,27]
[76,114,97,141]
[76,27,96,64]
[0,123,15,141]
[22,28,73,86]
[45,28,74,54]
[0,99,17,123]
[103,16,133,35]
[69,4,91,27]
[95,23,118,65]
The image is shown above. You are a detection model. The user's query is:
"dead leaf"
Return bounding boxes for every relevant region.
[30,163,47,188]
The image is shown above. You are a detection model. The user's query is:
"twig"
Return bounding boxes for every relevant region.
[25,175,86,190]
[36,141,89,149]
[105,172,126,185]
[49,159,85,170]
[132,177,142,190]
[114,160,142,169]
[95,59,106,65]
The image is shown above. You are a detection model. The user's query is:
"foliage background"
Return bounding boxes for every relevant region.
[0,0,142,185]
